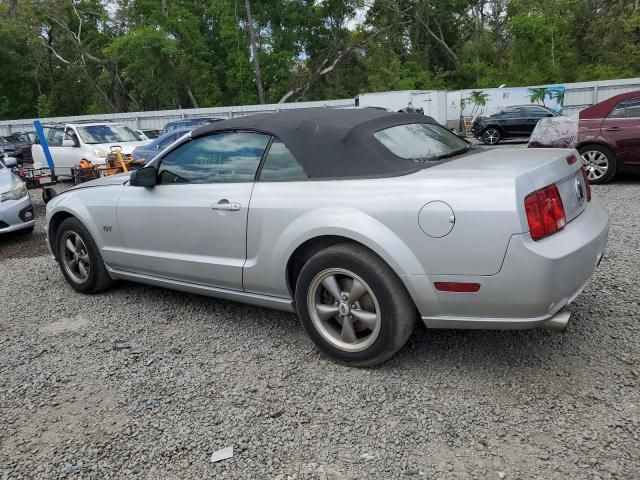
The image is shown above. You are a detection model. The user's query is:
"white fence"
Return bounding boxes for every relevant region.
[0,99,354,136]
[1,77,639,136]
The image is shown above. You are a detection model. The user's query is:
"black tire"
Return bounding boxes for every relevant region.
[295,243,415,367]
[55,217,114,294]
[480,127,502,145]
[578,144,617,184]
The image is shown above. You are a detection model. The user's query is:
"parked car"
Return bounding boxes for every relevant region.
[31,122,150,174]
[0,131,36,162]
[45,108,608,366]
[161,117,223,135]
[134,129,161,141]
[576,91,640,184]
[131,128,193,164]
[0,157,35,234]
[472,105,560,145]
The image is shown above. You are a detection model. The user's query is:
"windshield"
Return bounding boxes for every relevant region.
[77,125,140,144]
[374,123,469,161]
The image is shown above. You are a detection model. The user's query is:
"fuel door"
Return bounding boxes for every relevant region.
[418,201,455,238]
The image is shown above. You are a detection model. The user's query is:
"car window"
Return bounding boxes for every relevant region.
[374,123,469,161]
[156,133,179,150]
[523,107,551,117]
[259,140,308,181]
[608,101,627,119]
[77,125,139,144]
[624,97,640,118]
[499,108,523,118]
[41,127,74,147]
[158,131,270,184]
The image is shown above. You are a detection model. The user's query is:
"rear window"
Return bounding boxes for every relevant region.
[374,123,469,161]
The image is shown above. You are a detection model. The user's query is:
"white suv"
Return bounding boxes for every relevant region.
[32,122,150,175]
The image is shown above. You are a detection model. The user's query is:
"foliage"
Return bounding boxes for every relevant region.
[0,0,639,120]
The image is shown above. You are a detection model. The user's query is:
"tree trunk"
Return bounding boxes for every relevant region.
[244,0,266,104]
[185,84,199,108]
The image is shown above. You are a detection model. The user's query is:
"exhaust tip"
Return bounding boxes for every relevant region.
[544,310,571,331]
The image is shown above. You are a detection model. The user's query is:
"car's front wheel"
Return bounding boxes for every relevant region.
[55,217,114,294]
[295,243,415,367]
[579,144,617,184]
[480,127,502,145]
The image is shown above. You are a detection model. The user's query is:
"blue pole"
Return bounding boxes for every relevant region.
[33,120,55,170]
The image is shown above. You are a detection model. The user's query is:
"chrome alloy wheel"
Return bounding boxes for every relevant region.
[482,128,500,145]
[60,231,91,284]
[307,268,382,352]
[581,150,609,181]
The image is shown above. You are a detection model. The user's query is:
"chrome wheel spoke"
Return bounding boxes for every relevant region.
[79,253,89,263]
[65,238,76,254]
[78,261,88,279]
[348,279,367,303]
[321,275,342,302]
[69,258,78,271]
[351,309,377,330]
[315,304,339,321]
[340,318,357,343]
[74,235,83,251]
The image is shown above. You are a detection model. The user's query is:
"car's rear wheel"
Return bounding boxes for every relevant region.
[579,144,617,184]
[56,217,114,294]
[295,243,415,367]
[480,127,502,145]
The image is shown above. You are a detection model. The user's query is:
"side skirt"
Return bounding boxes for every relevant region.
[107,266,296,313]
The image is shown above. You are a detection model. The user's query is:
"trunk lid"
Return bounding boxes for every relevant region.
[434,147,587,224]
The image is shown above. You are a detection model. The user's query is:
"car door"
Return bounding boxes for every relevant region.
[521,106,553,135]
[601,97,640,166]
[113,131,271,290]
[34,127,78,171]
[494,108,523,136]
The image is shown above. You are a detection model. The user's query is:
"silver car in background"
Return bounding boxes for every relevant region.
[0,158,35,234]
[45,109,609,366]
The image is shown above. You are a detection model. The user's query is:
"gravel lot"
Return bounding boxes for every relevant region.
[1,171,639,479]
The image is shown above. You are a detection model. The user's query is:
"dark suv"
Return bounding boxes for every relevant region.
[472,105,559,145]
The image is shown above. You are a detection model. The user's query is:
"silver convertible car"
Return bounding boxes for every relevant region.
[45,109,609,366]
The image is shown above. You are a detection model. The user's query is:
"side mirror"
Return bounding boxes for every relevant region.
[42,187,58,204]
[129,165,157,187]
[62,139,76,147]
[3,156,18,168]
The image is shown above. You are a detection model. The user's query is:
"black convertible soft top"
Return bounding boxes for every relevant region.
[191,108,441,179]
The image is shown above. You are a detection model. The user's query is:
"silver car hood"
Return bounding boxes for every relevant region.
[67,172,131,192]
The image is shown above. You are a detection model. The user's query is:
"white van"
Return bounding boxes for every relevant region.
[31,122,150,175]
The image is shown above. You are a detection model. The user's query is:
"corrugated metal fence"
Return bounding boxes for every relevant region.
[1,78,639,136]
[0,99,354,136]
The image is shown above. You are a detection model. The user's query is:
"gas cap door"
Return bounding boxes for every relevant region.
[418,201,455,238]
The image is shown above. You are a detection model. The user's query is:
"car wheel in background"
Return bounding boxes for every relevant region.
[55,217,114,294]
[480,127,502,145]
[295,243,415,367]
[579,145,617,184]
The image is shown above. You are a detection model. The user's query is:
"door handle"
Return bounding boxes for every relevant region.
[211,200,241,211]
[605,127,622,132]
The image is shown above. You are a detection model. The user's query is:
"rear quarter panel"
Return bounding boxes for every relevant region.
[244,169,529,298]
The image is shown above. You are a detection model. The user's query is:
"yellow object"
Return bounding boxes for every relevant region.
[112,148,129,173]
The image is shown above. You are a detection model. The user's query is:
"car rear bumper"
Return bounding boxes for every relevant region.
[404,198,609,329]
[0,195,35,233]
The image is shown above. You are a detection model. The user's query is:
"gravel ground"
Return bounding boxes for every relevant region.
[1,174,639,480]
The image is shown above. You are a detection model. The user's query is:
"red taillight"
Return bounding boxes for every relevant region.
[566,154,578,165]
[581,167,592,202]
[524,184,566,241]
[434,282,481,293]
